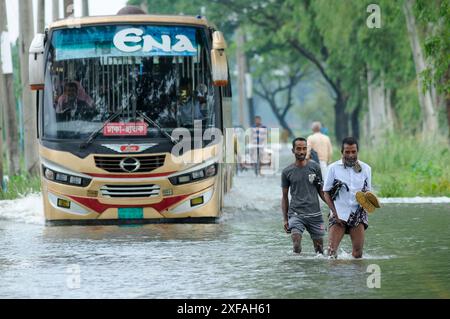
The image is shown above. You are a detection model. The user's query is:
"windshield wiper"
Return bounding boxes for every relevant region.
[79,109,124,149]
[136,111,179,145]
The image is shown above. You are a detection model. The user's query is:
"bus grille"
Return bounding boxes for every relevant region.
[100,184,160,198]
[94,155,166,173]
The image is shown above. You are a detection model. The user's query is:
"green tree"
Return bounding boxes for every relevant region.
[416,0,450,139]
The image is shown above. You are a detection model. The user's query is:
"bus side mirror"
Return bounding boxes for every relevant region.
[211,31,228,87]
[29,33,45,91]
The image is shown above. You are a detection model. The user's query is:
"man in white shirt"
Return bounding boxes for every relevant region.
[307,122,333,178]
[323,137,372,259]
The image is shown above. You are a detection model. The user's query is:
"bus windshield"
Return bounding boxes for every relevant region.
[43,25,216,140]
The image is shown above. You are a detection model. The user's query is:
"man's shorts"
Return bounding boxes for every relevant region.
[328,207,368,234]
[288,213,325,240]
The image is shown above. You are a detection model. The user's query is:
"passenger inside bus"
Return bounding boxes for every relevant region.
[196,83,208,117]
[57,80,94,109]
[56,82,97,121]
[177,79,204,127]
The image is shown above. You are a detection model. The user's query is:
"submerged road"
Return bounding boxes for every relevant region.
[0,146,449,298]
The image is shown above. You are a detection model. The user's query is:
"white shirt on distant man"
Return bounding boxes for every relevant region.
[307,126,333,178]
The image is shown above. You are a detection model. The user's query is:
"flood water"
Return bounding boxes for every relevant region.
[0,147,449,299]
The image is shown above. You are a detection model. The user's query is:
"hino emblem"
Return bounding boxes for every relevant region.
[119,157,141,173]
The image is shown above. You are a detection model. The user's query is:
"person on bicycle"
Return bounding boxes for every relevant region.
[250,116,268,175]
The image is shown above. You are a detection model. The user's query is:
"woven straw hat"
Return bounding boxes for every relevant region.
[366,191,380,208]
[356,191,380,213]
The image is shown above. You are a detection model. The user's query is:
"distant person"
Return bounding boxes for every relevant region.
[57,81,94,110]
[307,121,333,179]
[322,137,372,259]
[282,137,330,255]
[251,116,267,139]
[56,82,97,121]
[177,80,203,127]
[250,116,268,175]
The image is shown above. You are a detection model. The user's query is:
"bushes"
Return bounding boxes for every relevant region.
[0,175,41,200]
[360,135,450,197]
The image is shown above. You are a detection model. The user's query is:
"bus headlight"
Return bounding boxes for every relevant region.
[69,176,83,185]
[42,165,91,187]
[191,170,205,180]
[44,168,55,180]
[55,173,69,182]
[169,163,218,185]
[205,164,217,177]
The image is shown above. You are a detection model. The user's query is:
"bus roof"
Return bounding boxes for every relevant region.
[49,15,214,30]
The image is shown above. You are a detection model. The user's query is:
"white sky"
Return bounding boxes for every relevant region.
[5,0,128,43]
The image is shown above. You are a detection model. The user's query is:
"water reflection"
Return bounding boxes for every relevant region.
[0,203,448,298]
[42,223,230,243]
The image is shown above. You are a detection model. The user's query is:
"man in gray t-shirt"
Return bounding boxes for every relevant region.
[282,137,331,254]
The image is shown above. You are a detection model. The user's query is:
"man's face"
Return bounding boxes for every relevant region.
[180,88,189,104]
[342,144,358,166]
[65,86,77,101]
[255,117,261,127]
[292,140,307,161]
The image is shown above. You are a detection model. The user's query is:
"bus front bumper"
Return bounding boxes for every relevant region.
[42,179,220,225]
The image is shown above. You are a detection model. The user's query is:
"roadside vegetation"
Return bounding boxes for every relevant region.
[0,175,41,200]
[359,135,450,197]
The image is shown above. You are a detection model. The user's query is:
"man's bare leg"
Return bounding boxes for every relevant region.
[292,233,302,254]
[328,224,345,258]
[313,239,324,254]
[349,224,365,258]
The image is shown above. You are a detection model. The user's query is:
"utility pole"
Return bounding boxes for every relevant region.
[236,28,256,128]
[246,71,255,126]
[19,0,39,175]
[1,0,20,177]
[0,0,7,187]
[236,28,247,128]
[53,0,60,21]
[0,85,3,192]
[37,0,46,33]
[64,0,74,18]
[82,0,89,17]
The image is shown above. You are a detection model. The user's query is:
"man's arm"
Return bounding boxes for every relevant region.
[318,189,327,204]
[282,187,290,233]
[322,165,343,224]
[323,191,343,224]
[323,191,337,216]
[315,164,326,203]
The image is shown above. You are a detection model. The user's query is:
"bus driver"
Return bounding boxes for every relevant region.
[56,82,97,121]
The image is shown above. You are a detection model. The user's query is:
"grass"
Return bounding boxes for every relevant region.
[0,175,41,200]
[359,134,450,197]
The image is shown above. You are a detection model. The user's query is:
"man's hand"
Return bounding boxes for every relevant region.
[284,220,290,233]
[331,211,344,226]
[282,188,290,233]
[59,107,70,114]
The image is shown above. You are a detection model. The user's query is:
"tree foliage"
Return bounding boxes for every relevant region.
[416,0,450,95]
[130,0,449,138]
